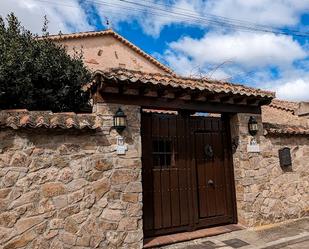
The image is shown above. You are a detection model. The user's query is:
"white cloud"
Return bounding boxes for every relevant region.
[168,32,307,68]
[95,0,309,37]
[163,31,309,101]
[93,0,204,37]
[204,0,309,28]
[0,0,94,34]
[274,78,309,101]
[1,0,308,37]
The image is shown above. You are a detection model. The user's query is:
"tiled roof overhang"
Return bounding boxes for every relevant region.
[0,110,102,130]
[263,122,309,136]
[92,68,275,114]
[94,68,274,99]
[45,29,174,75]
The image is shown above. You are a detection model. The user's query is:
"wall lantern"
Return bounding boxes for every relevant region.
[248,116,258,136]
[113,108,127,133]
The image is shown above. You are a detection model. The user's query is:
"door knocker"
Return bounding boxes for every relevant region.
[204,144,214,160]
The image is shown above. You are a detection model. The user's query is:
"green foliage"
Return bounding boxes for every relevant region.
[0,13,92,112]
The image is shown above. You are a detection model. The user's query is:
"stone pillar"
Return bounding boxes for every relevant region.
[229,113,264,227]
[95,103,143,248]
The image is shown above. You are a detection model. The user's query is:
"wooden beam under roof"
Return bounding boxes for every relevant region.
[99,91,262,114]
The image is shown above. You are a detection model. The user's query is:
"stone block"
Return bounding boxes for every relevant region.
[124,230,143,244]
[118,217,138,231]
[95,158,113,171]
[58,168,73,184]
[102,209,124,222]
[15,215,44,234]
[70,210,90,224]
[80,193,96,209]
[53,195,68,209]
[125,182,143,193]
[68,189,84,204]
[122,193,139,203]
[64,217,79,233]
[9,190,39,208]
[3,229,37,249]
[0,188,12,199]
[106,231,126,247]
[2,171,19,187]
[52,157,70,169]
[0,211,19,228]
[60,231,77,245]
[111,169,138,184]
[42,182,67,198]
[76,235,90,247]
[44,230,58,240]
[92,178,110,199]
[57,204,80,219]
[49,218,64,229]
[67,179,88,192]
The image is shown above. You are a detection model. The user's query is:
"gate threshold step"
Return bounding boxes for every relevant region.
[144,224,244,248]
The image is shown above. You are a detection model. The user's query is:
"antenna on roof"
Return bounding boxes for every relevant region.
[105,17,111,29]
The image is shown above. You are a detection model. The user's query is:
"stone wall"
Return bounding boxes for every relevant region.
[0,104,143,249]
[230,113,309,227]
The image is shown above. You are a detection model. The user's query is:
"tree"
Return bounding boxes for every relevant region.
[0,13,92,112]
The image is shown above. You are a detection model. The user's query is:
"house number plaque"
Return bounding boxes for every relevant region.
[279,147,292,167]
[116,136,128,155]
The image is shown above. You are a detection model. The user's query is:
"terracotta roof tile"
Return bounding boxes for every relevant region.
[262,99,309,128]
[263,122,309,136]
[45,29,174,75]
[94,68,275,99]
[0,110,102,130]
[269,99,299,112]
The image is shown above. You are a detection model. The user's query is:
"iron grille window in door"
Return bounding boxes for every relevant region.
[152,139,174,168]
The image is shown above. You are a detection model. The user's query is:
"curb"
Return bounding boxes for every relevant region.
[259,233,309,249]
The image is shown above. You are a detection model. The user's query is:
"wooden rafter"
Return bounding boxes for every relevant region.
[96,79,267,113]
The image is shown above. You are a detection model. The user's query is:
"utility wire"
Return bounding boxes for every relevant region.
[116,0,309,37]
[33,0,309,37]
[137,0,309,36]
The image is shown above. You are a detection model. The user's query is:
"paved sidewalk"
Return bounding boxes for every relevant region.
[160,217,309,249]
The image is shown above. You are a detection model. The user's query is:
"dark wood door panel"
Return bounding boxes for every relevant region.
[142,113,236,237]
[142,113,192,237]
[194,131,229,220]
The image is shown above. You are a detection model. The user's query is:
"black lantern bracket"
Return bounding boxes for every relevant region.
[248,116,258,136]
[113,108,127,134]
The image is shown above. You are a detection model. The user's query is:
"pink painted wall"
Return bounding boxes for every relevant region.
[59,35,167,74]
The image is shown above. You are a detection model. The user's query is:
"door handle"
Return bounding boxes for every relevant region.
[208,179,214,186]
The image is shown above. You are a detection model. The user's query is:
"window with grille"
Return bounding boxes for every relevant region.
[152,139,174,168]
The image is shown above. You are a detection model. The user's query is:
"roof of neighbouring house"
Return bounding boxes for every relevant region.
[46,29,174,75]
[262,99,309,136]
[0,110,102,130]
[93,68,275,99]
[268,99,299,113]
[263,122,309,136]
[262,99,308,125]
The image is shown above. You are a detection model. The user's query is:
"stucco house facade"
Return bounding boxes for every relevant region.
[0,30,308,249]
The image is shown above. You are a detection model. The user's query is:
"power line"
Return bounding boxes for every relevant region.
[116,0,309,37]
[137,0,309,36]
[32,0,309,37]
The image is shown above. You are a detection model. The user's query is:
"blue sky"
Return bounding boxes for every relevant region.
[1,0,309,101]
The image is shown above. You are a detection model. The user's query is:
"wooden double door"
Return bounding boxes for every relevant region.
[142,112,237,237]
